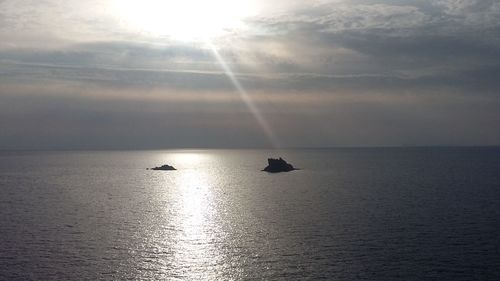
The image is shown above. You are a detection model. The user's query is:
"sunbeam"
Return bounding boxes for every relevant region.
[207,42,280,148]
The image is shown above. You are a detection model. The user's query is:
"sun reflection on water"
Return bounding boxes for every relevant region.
[166,153,224,280]
[170,152,206,167]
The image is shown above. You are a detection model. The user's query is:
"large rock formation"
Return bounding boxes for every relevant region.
[262,157,297,173]
[149,164,176,171]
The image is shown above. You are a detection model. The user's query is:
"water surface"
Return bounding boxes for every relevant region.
[1,148,499,280]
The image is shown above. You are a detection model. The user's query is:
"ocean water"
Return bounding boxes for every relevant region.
[1,148,499,280]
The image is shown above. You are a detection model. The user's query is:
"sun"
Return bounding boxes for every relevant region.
[111,0,255,41]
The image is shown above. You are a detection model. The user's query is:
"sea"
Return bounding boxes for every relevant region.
[1,148,499,280]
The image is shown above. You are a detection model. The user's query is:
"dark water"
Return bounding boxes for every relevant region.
[1,148,499,280]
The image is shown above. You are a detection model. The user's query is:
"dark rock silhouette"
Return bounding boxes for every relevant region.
[149,164,176,171]
[262,157,297,173]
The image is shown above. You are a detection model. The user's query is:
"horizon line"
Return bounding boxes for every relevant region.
[1,145,499,152]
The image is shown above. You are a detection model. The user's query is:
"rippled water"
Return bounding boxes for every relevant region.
[1,148,499,280]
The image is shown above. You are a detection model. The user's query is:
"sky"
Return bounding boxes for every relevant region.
[1,0,500,149]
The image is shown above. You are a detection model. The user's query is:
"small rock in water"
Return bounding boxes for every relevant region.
[149,164,176,171]
[262,157,297,173]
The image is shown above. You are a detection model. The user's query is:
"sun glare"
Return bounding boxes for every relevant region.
[111,0,255,41]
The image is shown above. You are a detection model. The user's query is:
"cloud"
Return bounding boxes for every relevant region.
[1,0,500,148]
[243,0,500,88]
[2,78,500,149]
